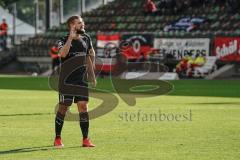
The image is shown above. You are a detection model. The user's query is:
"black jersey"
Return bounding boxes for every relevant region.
[57,33,93,85]
[57,33,93,63]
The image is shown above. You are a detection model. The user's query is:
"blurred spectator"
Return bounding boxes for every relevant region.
[193,53,206,67]
[49,43,60,71]
[175,53,193,74]
[186,53,206,77]
[144,0,158,15]
[0,18,8,51]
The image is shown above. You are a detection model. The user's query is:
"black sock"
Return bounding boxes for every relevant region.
[55,112,65,138]
[79,112,89,139]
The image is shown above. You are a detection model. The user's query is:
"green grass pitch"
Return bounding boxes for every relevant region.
[0,76,240,160]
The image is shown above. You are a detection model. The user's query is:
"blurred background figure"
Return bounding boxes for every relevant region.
[48,43,60,71]
[144,0,157,15]
[186,53,206,77]
[0,18,8,51]
[175,53,193,74]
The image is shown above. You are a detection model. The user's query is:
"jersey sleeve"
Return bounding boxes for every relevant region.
[86,35,93,55]
[88,36,93,50]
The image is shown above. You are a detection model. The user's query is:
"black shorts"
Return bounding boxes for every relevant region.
[58,68,89,106]
[59,81,89,106]
[59,93,89,106]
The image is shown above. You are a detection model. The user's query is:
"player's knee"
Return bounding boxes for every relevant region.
[77,101,88,112]
[58,103,70,115]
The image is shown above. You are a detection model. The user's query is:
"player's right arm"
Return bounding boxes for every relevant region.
[58,26,76,58]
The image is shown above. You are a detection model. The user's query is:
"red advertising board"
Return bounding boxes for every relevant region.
[213,37,240,62]
[121,34,154,60]
[96,34,120,73]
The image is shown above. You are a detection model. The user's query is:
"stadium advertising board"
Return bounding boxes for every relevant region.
[213,37,240,62]
[121,34,153,59]
[154,38,210,60]
[96,34,120,72]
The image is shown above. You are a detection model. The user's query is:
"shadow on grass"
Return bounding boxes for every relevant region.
[0,113,53,117]
[0,145,81,155]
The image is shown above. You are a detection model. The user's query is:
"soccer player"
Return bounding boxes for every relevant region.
[54,15,96,148]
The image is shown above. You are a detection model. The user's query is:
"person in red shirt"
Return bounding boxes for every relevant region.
[49,43,60,71]
[144,0,158,14]
[0,18,8,50]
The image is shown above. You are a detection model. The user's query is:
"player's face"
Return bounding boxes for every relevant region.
[73,18,85,32]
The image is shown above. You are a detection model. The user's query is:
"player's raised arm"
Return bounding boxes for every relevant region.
[58,25,76,58]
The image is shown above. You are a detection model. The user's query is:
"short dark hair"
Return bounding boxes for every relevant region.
[66,15,81,30]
